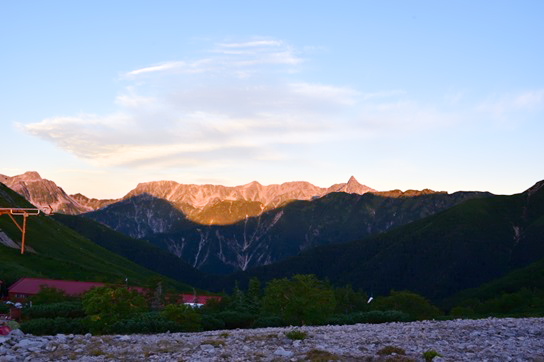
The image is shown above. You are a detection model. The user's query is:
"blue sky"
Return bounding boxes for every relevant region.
[1,1,543,198]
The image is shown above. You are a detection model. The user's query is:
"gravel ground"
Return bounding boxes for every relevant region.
[1,317,543,361]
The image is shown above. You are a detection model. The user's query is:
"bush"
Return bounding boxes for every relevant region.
[262,274,336,326]
[5,320,20,330]
[20,317,87,335]
[161,304,202,332]
[423,349,442,361]
[351,310,411,324]
[253,315,284,328]
[23,301,85,319]
[372,291,442,320]
[449,306,475,318]
[0,303,9,314]
[324,314,354,326]
[82,286,147,324]
[201,314,225,331]
[285,330,308,340]
[473,288,544,316]
[30,286,72,305]
[108,313,183,334]
[215,310,256,329]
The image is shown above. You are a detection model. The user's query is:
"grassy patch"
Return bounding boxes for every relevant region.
[423,349,442,361]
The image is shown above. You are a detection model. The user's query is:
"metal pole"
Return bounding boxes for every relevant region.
[21,212,28,254]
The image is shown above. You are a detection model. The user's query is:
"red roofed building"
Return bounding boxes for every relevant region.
[7,278,221,305]
[8,278,105,299]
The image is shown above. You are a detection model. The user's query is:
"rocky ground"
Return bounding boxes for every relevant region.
[1,317,543,361]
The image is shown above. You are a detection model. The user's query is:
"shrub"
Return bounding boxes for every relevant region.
[285,330,308,340]
[0,303,9,314]
[30,286,72,305]
[20,317,87,335]
[215,310,255,329]
[372,291,442,320]
[5,320,20,330]
[23,301,85,319]
[82,286,147,326]
[449,306,474,318]
[423,349,442,361]
[324,314,354,326]
[161,304,202,332]
[108,313,182,334]
[200,314,225,331]
[351,310,411,324]
[252,315,284,328]
[261,274,336,326]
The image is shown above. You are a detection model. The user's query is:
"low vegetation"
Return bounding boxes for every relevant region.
[422,349,442,361]
[7,270,542,336]
[285,330,308,340]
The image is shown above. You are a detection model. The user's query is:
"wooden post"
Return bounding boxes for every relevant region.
[21,212,28,254]
[0,208,40,254]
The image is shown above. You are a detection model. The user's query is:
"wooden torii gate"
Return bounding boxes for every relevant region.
[0,208,40,254]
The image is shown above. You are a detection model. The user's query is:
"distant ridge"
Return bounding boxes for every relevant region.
[0,171,100,214]
[0,172,377,224]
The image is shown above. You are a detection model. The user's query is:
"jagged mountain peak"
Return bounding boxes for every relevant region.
[329,176,376,195]
[242,181,263,187]
[0,171,95,214]
[19,171,43,181]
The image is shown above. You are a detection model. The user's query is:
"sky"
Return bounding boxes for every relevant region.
[1,1,543,199]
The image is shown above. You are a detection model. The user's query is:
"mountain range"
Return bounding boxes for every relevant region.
[0,172,375,224]
[85,189,491,274]
[212,180,544,302]
[1,170,543,309]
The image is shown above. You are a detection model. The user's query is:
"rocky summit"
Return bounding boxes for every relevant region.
[0,171,375,223]
[1,318,543,361]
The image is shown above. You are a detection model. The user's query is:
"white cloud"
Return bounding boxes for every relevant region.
[21,38,456,171]
[477,89,544,117]
[514,90,544,108]
[127,61,186,76]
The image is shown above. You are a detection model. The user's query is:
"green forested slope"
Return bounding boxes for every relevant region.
[212,181,544,302]
[52,213,205,288]
[0,183,192,291]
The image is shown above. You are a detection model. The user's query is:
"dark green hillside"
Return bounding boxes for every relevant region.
[87,188,490,274]
[52,213,205,288]
[447,256,544,315]
[0,183,191,290]
[214,181,544,302]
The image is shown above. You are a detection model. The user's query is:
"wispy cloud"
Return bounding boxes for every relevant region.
[477,89,544,118]
[126,38,302,78]
[21,38,456,171]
